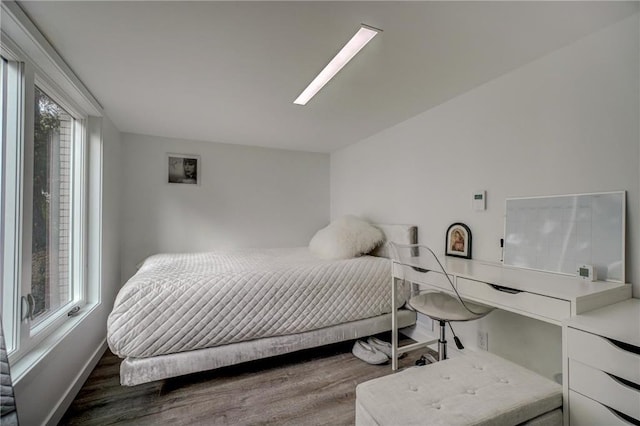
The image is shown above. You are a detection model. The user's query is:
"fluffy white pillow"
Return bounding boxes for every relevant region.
[309,215,384,260]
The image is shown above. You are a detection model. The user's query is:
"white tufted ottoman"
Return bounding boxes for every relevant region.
[355,351,562,426]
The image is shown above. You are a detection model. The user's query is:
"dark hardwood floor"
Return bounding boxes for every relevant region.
[59,334,424,426]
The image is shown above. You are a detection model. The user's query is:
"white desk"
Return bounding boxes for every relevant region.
[390,254,632,370]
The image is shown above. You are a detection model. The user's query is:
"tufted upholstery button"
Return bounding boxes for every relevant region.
[499,378,509,384]
[441,375,450,380]
[467,389,476,395]
[409,385,418,392]
[432,403,441,410]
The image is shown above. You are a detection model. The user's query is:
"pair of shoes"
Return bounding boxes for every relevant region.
[415,353,438,366]
[352,340,389,365]
[367,336,407,359]
[352,337,403,365]
[366,336,393,358]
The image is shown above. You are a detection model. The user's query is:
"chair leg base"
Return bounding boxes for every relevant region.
[438,320,447,361]
[438,339,447,361]
[415,321,449,366]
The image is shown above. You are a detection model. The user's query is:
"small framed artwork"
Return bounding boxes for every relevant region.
[167,153,200,185]
[445,223,472,259]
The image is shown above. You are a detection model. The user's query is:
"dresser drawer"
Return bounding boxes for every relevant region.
[570,390,635,426]
[569,359,640,420]
[567,327,640,385]
[397,265,455,293]
[457,277,570,322]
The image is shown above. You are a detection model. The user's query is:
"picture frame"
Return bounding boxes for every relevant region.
[167,153,200,185]
[445,223,472,259]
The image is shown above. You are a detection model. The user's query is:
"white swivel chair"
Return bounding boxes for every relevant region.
[389,243,493,362]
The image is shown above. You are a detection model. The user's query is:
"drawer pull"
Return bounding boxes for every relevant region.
[489,284,522,294]
[412,267,431,273]
[605,405,640,426]
[610,337,640,356]
[608,372,640,392]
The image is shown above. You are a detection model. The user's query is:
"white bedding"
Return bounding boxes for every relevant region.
[107,247,398,359]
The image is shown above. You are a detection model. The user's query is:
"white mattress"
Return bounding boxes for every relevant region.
[107,248,398,358]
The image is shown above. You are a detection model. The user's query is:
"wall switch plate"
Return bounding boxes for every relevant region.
[477,330,488,351]
[473,190,486,211]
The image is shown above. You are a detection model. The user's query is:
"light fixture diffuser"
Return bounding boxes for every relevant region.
[294,24,381,106]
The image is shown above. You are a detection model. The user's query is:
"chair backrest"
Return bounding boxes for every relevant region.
[370,224,417,258]
[387,242,488,317]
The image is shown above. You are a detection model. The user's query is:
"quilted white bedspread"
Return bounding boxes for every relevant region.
[107,248,397,358]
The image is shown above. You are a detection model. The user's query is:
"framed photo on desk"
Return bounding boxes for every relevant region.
[446,223,472,259]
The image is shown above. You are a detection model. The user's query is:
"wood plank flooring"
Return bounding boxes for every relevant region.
[59,334,424,426]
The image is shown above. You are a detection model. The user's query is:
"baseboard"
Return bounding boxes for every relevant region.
[45,339,108,426]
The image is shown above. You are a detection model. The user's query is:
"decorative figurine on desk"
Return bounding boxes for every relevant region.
[445,223,472,259]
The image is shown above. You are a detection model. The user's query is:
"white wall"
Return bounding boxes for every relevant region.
[120,133,330,282]
[331,15,639,379]
[13,116,122,426]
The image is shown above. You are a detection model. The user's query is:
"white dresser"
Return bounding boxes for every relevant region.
[563,298,640,425]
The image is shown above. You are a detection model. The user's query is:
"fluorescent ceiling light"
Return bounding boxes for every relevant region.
[294,24,381,106]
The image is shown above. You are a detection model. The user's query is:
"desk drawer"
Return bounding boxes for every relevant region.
[569,390,634,426]
[399,266,455,293]
[569,359,640,420]
[567,327,640,385]
[457,277,570,322]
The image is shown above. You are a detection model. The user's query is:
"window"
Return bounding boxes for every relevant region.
[30,86,77,327]
[1,52,87,362]
[1,56,23,355]
[0,2,103,377]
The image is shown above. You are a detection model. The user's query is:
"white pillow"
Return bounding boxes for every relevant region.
[309,215,384,260]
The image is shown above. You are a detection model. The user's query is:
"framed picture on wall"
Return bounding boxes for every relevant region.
[167,153,200,185]
[445,222,472,259]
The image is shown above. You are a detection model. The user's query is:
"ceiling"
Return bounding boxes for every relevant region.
[18,1,639,153]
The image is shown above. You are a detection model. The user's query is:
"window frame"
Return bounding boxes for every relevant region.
[28,80,87,339]
[1,40,90,365]
[1,55,25,355]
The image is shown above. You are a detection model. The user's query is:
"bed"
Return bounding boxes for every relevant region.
[107,223,417,386]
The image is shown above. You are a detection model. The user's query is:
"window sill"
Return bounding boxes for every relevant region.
[11,302,101,384]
